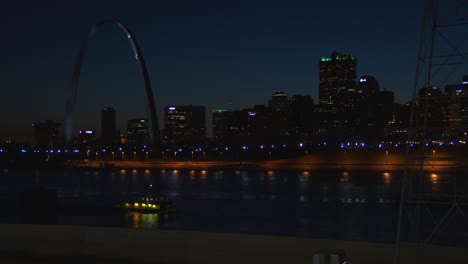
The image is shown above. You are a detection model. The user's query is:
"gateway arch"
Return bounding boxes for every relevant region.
[64,19,160,147]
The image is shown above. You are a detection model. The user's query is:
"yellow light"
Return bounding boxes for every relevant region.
[134,203,139,207]
[145,169,150,174]
[303,171,310,176]
[384,172,390,177]
[201,170,207,175]
[124,203,130,207]
[173,169,178,173]
[153,205,157,209]
[343,172,349,177]
[120,169,126,174]
[142,203,147,207]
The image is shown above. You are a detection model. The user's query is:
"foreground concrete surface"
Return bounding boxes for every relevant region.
[0,224,467,264]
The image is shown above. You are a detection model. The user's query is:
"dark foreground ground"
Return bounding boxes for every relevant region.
[1,224,467,264]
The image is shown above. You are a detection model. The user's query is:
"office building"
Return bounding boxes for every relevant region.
[32,120,61,148]
[268,91,289,109]
[319,50,357,107]
[163,105,205,144]
[101,107,117,146]
[127,118,150,146]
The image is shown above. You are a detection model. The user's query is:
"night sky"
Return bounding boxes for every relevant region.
[1,0,427,142]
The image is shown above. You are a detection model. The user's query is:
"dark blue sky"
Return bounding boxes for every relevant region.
[1,0,426,141]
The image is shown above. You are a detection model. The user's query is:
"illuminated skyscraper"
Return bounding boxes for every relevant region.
[319,50,357,107]
[163,105,206,144]
[127,119,150,146]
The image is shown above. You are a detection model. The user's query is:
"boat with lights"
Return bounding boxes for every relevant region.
[117,195,174,213]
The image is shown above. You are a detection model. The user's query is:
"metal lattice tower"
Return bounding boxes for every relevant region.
[395,1,468,263]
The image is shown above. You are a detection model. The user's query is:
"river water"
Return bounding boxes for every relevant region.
[0,168,467,246]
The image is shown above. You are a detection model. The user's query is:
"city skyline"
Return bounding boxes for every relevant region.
[0,0,442,142]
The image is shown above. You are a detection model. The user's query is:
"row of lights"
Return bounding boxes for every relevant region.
[7,139,467,155]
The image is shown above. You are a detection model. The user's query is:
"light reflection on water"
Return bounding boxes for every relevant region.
[1,168,467,246]
[128,212,159,229]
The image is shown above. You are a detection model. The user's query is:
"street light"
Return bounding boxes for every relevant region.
[191,150,194,162]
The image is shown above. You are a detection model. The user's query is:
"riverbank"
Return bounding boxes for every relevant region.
[67,149,468,172]
[1,224,467,264]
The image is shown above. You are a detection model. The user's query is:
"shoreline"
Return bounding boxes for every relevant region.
[67,159,468,172]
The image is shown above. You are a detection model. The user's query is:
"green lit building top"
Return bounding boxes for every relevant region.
[319,50,357,107]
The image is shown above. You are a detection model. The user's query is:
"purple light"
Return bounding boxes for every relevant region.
[242,146,247,150]
[225,147,229,151]
[73,149,79,153]
[260,145,264,149]
[379,144,382,148]
[282,144,286,148]
[21,149,26,153]
[119,147,122,151]
[102,149,106,153]
[168,106,176,110]
[85,130,93,134]
[57,150,61,153]
[299,143,303,147]
[178,148,182,152]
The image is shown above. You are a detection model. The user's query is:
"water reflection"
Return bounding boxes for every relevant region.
[341,171,349,182]
[431,173,440,192]
[127,212,159,229]
[189,170,196,183]
[201,170,208,183]
[266,171,275,185]
[383,172,391,184]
